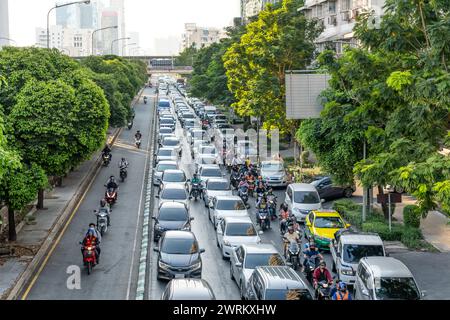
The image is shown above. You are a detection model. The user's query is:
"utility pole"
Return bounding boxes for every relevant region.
[362,139,367,222]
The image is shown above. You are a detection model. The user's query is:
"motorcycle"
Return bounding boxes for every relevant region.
[191,183,201,201]
[94,209,109,236]
[304,255,320,284]
[230,172,241,190]
[285,240,301,270]
[257,209,270,231]
[135,138,142,149]
[81,242,97,275]
[144,97,148,104]
[247,179,255,197]
[238,186,249,208]
[105,188,117,206]
[102,153,111,167]
[316,281,332,300]
[120,167,128,182]
[267,195,277,220]
[127,121,133,130]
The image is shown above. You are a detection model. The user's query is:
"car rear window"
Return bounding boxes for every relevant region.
[293,191,320,204]
[163,172,186,182]
[265,289,313,301]
[159,208,188,221]
[161,238,198,254]
[216,199,246,211]
[207,181,230,191]
[201,168,222,177]
[161,189,188,200]
[225,223,256,236]
[157,164,177,172]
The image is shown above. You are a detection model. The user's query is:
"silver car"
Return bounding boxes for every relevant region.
[159,169,189,192]
[157,183,190,209]
[230,244,286,298]
[160,137,182,157]
[153,161,179,186]
[260,161,288,188]
[198,164,223,187]
[203,178,232,208]
[154,147,178,165]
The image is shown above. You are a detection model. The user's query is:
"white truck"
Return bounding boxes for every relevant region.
[330,231,386,286]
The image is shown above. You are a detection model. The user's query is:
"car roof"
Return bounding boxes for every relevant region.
[361,257,413,278]
[215,195,242,201]
[206,178,229,184]
[163,230,195,240]
[290,183,318,191]
[162,169,185,175]
[241,244,279,255]
[224,216,252,224]
[162,183,187,190]
[340,234,384,246]
[200,164,221,170]
[312,210,341,217]
[168,279,214,299]
[255,266,308,290]
[163,137,180,141]
[158,147,176,152]
[157,161,178,166]
[159,202,187,210]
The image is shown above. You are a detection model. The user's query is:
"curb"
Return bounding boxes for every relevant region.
[135,92,158,300]
[5,127,123,301]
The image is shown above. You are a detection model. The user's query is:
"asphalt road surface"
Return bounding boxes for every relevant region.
[24,87,155,300]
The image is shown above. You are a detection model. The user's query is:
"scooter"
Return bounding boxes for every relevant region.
[285,240,301,270]
[102,153,111,167]
[135,138,142,149]
[257,210,270,231]
[316,281,332,300]
[267,194,277,220]
[120,167,128,182]
[94,209,109,236]
[191,183,201,201]
[81,242,97,275]
[144,97,148,104]
[304,255,320,284]
[105,188,117,206]
[238,186,249,208]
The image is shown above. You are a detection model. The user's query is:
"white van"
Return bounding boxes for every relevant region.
[204,106,217,117]
[354,257,425,300]
[285,183,323,222]
[330,232,386,285]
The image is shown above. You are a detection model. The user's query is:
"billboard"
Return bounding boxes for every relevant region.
[285,71,331,119]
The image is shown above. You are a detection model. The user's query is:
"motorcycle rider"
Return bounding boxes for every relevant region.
[313,261,333,291]
[256,200,271,229]
[266,187,277,220]
[283,226,300,258]
[118,157,129,171]
[279,203,290,234]
[98,199,112,226]
[105,176,119,201]
[135,130,143,141]
[231,154,242,167]
[302,242,323,271]
[332,282,352,300]
[81,223,101,264]
[102,144,112,161]
[190,173,202,198]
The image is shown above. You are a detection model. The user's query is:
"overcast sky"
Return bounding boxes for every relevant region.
[8,0,241,54]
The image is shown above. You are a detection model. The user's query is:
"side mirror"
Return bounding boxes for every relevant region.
[155,194,160,199]
[235,262,242,268]
[361,288,369,296]
[190,217,195,221]
[151,217,156,220]
[421,290,427,297]
[93,210,98,213]
[200,249,206,254]
[187,179,191,183]
[259,230,264,235]
[321,199,326,204]
[153,248,159,252]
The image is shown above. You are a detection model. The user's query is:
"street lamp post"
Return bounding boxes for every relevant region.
[111,37,130,55]
[91,25,118,55]
[122,43,137,56]
[47,1,91,49]
[0,37,17,46]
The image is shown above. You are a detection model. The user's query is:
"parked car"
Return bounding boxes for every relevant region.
[285,183,323,222]
[354,257,425,300]
[216,216,261,259]
[304,210,350,251]
[310,176,355,201]
[230,244,286,299]
[153,202,193,242]
[260,161,288,188]
[245,266,313,300]
[154,231,205,281]
[330,231,386,286]
[153,161,179,186]
[203,178,232,208]
[208,195,248,228]
[161,279,216,300]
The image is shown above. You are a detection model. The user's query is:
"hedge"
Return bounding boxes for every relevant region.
[403,205,421,228]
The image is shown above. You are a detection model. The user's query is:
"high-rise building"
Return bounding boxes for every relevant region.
[241,0,280,23]
[0,0,10,47]
[101,10,119,55]
[56,2,80,28]
[298,0,385,54]
[181,23,223,51]
[80,1,99,29]
[110,0,126,52]
[36,26,93,56]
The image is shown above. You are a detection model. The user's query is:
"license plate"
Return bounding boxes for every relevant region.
[175,274,185,279]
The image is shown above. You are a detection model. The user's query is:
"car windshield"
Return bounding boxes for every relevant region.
[314,217,345,229]
[164,172,186,182]
[159,150,174,157]
[262,163,284,171]
[293,191,320,204]
[265,289,313,301]
[160,128,172,134]
[159,208,188,221]
[343,245,385,263]
[207,181,230,191]
[200,147,217,155]
[161,189,188,200]
[375,278,420,300]
[216,200,246,210]
[160,119,174,124]
[159,101,170,108]
[244,254,285,269]
[225,223,256,236]
[163,139,179,147]
[161,238,198,254]
[184,114,194,118]
[201,168,222,177]
[157,164,177,172]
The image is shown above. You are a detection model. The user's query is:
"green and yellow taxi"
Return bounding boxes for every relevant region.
[304,210,350,250]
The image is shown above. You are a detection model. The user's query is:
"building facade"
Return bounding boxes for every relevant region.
[241,0,281,23]
[100,10,119,55]
[36,26,93,56]
[299,0,385,54]
[0,0,10,47]
[110,0,126,53]
[181,23,223,51]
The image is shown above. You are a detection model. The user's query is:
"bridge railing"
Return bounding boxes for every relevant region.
[148,66,193,71]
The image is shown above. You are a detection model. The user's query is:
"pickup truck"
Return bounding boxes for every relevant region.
[330,230,386,286]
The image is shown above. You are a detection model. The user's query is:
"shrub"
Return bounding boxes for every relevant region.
[332,199,360,213]
[401,227,423,249]
[361,221,403,241]
[403,205,421,228]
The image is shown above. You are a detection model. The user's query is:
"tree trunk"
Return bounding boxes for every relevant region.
[37,189,45,210]
[8,206,16,242]
[377,186,389,219]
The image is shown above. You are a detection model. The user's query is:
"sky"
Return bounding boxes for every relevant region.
[8,0,241,55]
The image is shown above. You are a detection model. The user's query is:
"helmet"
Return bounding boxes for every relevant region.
[319,260,326,267]
[304,243,310,250]
[288,226,294,233]
[339,282,347,291]
[89,223,96,228]
[258,176,262,180]
[193,173,198,178]
[122,158,126,161]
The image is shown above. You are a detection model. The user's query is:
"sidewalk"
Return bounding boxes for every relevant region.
[0,129,118,299]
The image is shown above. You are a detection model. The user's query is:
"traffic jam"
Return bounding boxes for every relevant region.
[149,77,424,301]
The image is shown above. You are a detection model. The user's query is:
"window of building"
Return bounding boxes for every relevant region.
[329,0,336,14]
[341,0,351,11]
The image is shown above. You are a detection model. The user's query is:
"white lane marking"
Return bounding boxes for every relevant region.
[125,90,153,300]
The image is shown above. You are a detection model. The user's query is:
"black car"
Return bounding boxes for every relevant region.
[152,202,193,242]
[310,176,355,201]
[161,279,216,300]
[154,231,205,281]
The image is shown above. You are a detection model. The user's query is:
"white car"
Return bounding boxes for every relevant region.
[160,136,182,157]
[154,147,178,165]
[191,140,211,159]
[208,195,248,228]
[198,164,223,187]
[188,129,207,145]
[153,161,179,186]
[195,146,220,168]
[260,161,288,187]
[158,183,190,209]
[203,178,232,208]
[216,216,261,259]
[285,183,323,222]
[158,169,189,192]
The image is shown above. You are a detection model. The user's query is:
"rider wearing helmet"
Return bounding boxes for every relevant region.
[332,282,352,300]
[302,241,323,270]
[81,223,101,264]
[190,173,202,197]
[135,130,142,141]
[118,157,129,170]
[99,199,112,226]
[283,226,300,257]
[105,176,119,201]
[313,260,333,289]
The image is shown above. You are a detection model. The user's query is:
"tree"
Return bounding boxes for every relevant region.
[223,0,322,135]
[175,45,198,66]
